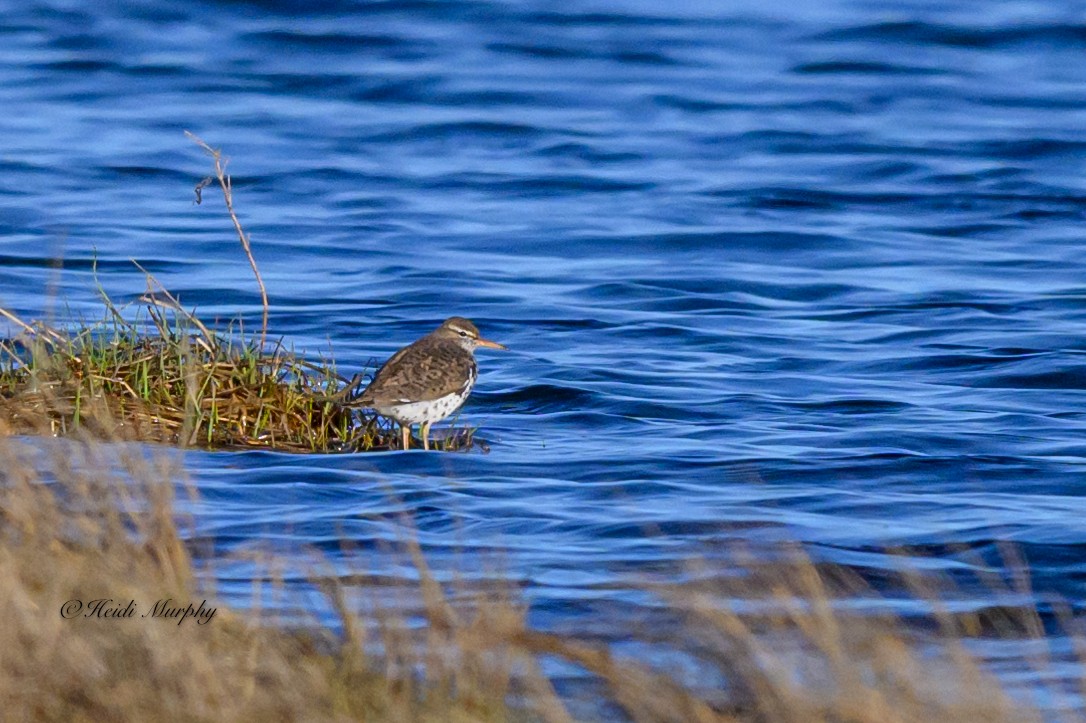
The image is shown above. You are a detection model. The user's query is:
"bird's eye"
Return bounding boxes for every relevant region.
[459,331,468,337]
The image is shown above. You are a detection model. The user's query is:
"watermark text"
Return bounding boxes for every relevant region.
[60,598,217,625]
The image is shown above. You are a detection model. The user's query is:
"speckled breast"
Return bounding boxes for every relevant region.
[376,364,477,426]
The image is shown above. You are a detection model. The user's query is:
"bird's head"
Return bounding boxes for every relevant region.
[437,317,507,352]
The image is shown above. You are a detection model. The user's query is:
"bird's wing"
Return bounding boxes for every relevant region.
[350,344,415,405]
[356,341,475,405]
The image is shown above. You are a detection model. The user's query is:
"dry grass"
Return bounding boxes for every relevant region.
[0,434,525,721]
[1,430,1080,722]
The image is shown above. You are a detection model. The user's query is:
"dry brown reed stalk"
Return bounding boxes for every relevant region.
[185,130,269,350]
[318,532,1083,723]
[0,303,36,337]
[0,433,531,721]
[2,425,1080,721]
[615,549,1054,723]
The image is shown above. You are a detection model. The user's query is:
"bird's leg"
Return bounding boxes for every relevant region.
[401,424,410,450]
[422,421,432,451]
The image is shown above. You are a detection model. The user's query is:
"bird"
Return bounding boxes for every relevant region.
[344,317,506,451]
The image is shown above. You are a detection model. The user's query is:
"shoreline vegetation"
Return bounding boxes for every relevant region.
[2,431,1076,722]
[1,138,1080,720]
[0,135,474,453]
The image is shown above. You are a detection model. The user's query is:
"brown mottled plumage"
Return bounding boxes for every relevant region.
[350,317,506,450]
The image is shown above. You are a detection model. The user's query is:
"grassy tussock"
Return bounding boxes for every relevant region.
[0,303,403,452]
[0,304,477,453]
[0,316,352,451]
[2,431,1077,722]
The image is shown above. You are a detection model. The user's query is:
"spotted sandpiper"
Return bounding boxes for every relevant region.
[346,317,506,451]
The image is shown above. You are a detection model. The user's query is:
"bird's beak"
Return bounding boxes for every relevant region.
[476,338,507,350]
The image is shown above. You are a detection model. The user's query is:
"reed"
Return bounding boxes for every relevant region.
[0,433,519,721]
[2,431,1075,722]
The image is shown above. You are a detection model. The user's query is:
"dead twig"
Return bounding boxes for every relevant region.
[0,304,36,337]
[185,130,269,350]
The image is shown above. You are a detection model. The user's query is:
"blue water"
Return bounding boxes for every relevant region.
[3,0,1086,714]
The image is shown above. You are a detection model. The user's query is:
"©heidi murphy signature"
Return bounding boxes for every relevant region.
[60,598,217,626]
